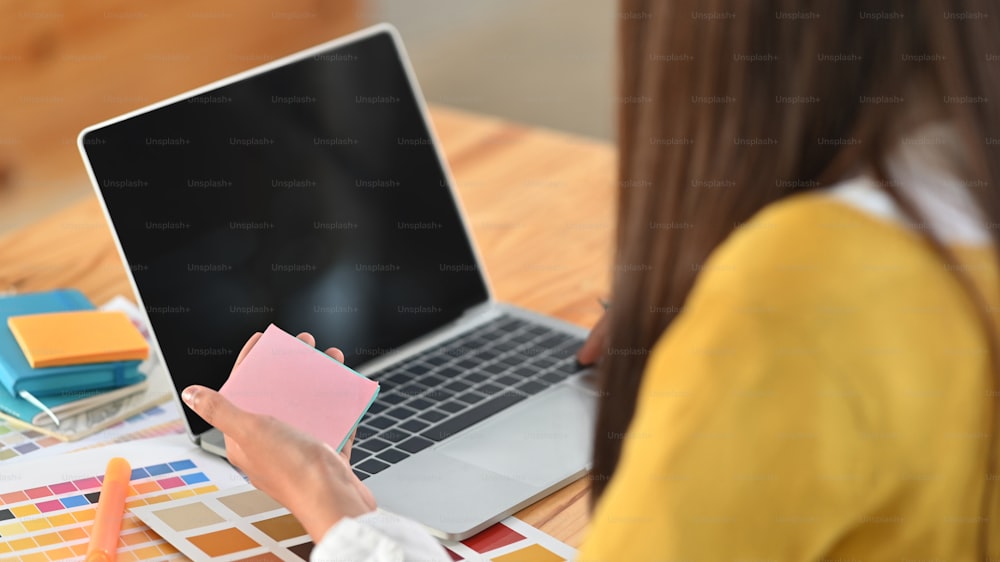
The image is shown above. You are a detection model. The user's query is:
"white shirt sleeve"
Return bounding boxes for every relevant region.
[310,509,452,562]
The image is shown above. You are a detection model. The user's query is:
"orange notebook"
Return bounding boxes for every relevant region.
[7,310,149,368]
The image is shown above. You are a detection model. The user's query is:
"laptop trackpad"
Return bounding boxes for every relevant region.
[437,384,595,488]
[366,384,596,539]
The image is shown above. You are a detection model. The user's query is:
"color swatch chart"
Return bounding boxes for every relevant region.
[0,424,62,461]
[440,517,576,561]
[0,404,183,463]
[72,408,184,453]
[134,485,314,562]
[134,483,576,562]
[0,435,243,560]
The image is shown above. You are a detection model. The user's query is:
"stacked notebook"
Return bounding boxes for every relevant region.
[0,289,163,439]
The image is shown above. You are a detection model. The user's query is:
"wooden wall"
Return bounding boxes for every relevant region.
[0,0,362,232]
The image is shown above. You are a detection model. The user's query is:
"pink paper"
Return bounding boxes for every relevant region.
[220,324,379,452]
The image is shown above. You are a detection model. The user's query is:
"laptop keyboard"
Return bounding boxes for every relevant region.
[350,315,585,480]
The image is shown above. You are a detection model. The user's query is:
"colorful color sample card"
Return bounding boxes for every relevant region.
[0,422,64,461]
[440,517,577,561]
[134,483,576,562]
[0,434,244,560]
[221,323,379,452]
[0,403,183,463]
[132,484,314,561]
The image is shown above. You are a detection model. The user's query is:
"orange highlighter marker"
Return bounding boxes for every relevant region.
[86,457,132,562]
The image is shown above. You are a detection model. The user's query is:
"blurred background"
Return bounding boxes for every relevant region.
[0,0,613,236]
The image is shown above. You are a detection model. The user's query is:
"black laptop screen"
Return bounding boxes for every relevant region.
[81,29,489,436]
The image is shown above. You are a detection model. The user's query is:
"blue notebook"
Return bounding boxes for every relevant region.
[0,378,148,425]
[0,289,144,397]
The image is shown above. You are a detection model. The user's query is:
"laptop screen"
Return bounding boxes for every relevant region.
[81,28,490,437]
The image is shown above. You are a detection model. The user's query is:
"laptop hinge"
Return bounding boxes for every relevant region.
[352,301,500,376]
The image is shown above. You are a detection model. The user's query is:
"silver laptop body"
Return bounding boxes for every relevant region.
[79,23,596,540]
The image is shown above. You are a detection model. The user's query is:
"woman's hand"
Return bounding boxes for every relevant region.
[576,310,608,366]
[182,332,375,543]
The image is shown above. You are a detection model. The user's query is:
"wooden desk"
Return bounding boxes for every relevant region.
[0,105,615,548]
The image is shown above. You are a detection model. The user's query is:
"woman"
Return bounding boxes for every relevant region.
[183,0,1000,559]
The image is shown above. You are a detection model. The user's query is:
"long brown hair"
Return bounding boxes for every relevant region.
[594,0,1000,556]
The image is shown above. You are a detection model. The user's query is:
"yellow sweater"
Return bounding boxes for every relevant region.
[578,193,1000,561]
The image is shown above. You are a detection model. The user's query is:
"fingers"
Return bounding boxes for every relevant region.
[296,332,316,347]
[291,332,343,362]
[325,347,345,362]
[234,332,263,367]
[576,312,608,366]
[340,428,357,461]
[576,336,601,365]
[182,385,249,441]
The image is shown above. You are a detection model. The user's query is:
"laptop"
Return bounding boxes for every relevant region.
[78,23,597,540]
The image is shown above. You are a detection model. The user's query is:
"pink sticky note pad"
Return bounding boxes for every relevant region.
[219,324,379,452]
